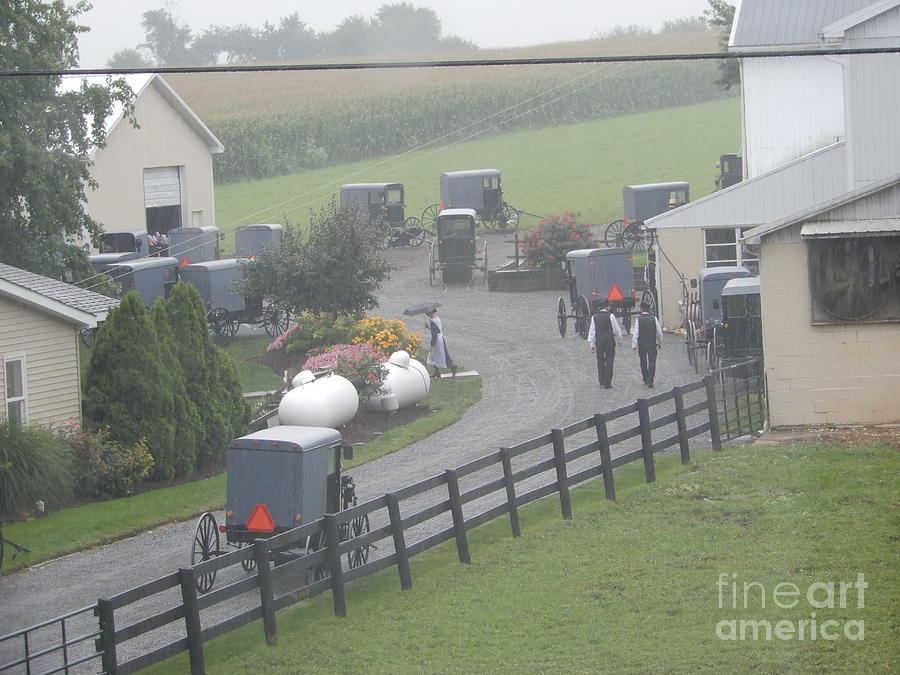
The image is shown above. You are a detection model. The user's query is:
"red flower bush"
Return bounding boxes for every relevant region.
[521,210,599,269]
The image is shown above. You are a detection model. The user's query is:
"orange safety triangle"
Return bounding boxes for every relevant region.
[608,284,625,302]
[246,503,276,532]
[179,257,190,267]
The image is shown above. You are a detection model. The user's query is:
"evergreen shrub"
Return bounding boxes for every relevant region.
[0,419,73,516]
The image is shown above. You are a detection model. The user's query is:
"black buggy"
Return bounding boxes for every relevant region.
[340,182,425,248]
[87,229,152,272]
[428,208,489,287]
[557,247,656,338]
[178,259,290,338]
[190,426,370,592]
[423,169,520,233]
[605,181,690,250]
[707,276,762,372]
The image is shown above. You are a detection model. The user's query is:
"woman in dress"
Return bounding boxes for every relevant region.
[425,309,456,378]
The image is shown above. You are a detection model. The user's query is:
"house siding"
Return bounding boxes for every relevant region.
[760,224,900,427]
[0,296,82,427]
[85,80,218,235]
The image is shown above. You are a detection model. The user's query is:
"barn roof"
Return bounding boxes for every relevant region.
[58,73,224,159]
[0,263,119,328]
[730,0,883,49]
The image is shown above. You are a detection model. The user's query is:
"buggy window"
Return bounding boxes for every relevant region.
[668,190,688,208]
[386,188,402,204]
[100,232,136,253]
[724,294,747,318]
[440,216,472,237]
[482,177,499,190]
[368,191,384,205]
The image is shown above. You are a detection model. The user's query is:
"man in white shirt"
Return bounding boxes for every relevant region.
[632,302,663,388]
[587,300,623,389]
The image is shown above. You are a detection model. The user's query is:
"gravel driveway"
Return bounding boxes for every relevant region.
[0,232,711,669]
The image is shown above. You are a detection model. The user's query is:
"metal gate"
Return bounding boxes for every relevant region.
[710,359,767,441]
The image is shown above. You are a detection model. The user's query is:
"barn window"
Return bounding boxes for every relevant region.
[4,357,27,424]
[808,235,900,324]
[704,227,759,273]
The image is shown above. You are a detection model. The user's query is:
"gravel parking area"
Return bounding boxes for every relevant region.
[0,232,711,668]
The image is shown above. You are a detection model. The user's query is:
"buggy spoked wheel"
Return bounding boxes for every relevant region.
[575,295,591,340]
[622,224,644,251]
[499,203,520,231]
[192,513,220,593]
[347,514,371,568]
[640,289,658,316]
[239,541,257,572]
[207,308,229,337]
[604,219,626,248]
[262,303,290,337]
[422,204,441,236]
[557,297,567,337]
[403,216,425,246]
[686,320,700,374]
[305,530,330,582]
[80,327,96,347]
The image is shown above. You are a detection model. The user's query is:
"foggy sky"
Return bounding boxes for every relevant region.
[74,0,717,68]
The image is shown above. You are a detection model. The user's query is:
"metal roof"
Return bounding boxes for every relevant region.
[107,257,179,272]
[800,219,900,236]
[0,263,119,327]
[440,169,501,178]
[730,0,877,48]
[722,277,761,296]
[438,208,477,218]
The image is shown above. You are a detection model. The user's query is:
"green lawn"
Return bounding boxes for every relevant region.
[147,442,898,673]
[214,98,740,254]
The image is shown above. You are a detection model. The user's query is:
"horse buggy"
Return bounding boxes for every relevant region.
[707,277,763,372]
[557,247,655,338]
[604,181,690,250]
[178,258,290,338]
[423,169,520,233]
[167,226,221,265]
[88,229,152,272]
[105,257,179,308]
[340,182,425,248]
[190,426,370,592]
[682,266,756,372]
[235,223,283,259]
[427,209,489,287]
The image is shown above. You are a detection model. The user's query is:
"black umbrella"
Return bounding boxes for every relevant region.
[403,301,442,316]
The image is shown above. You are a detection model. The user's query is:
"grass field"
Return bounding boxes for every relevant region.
[213,97,740,253]
[147,442,899,674]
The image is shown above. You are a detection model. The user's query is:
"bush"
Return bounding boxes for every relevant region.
[352,317,422,357]
[283,313,360,356]
[64,426,154,501]
[522,211,600,268]
[0,419,73,516]
[302,343,386,403]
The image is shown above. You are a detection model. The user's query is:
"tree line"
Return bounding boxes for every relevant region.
[108,3,476,68]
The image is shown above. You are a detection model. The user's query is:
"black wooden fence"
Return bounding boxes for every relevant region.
[0,366,766,675]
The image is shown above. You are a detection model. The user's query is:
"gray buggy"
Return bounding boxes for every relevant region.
[189,426,369,592]
[558,247,655,338]
[167,226,221,265]
[235,224,283,259]
[605,182,690,250]
[423,169,520,233]
[178,258,290,338]
[428,208,489,287]
[87,229,152,272]
[340,182,425,248]
[105,256,179,308]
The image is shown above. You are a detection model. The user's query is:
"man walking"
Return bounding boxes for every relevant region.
[632,302,663,388]
[588,300,623,389]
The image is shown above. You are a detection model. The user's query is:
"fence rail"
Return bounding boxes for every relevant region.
[1,366,765,674]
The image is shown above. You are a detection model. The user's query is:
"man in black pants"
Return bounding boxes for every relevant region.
[632,302,663,388]
[587,300,623,389]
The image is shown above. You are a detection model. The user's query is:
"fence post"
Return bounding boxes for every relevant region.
[95,599,118,675]
[550,428,573,519]
[593,414,616,501]
[673,386,691,464]
[445,469,471,563]
[254,539,277,646]
[178,568,206,675]
[637,399,656,483]
[324,514,347,617]
[704,374,722,451]
[386,493,413,589]
[500,448,521,536]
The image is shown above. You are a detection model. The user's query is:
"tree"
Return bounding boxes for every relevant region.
[106,48,152,69]
[703,0,740,91]
[140,7,192,66]
[83,292,177,477]
[241,200,392,320]
[373,3,442,53]
[0,0,134,279]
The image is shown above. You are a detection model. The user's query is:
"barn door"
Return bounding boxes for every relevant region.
[144,166,184,235]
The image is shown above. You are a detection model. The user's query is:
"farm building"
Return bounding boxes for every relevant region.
[647,0,900,426]
[0,264,118,428]
[63,73,224,238]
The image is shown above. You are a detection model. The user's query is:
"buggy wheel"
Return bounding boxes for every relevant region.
[347,514,371,568]
[263,303,290,337]
[403,217,425,246]
[207,308,229,337]
[557,297,567,337]
[604,219,626,248]
[191,513,219,593]
[80,327,96,347]
[480,240,489,285]
[708,326,721,372]
[239,541,257,572]
[305,529,330,582]
[575,295,591,340]
[622,224,644,251]
[640,289,658,316]
[686,320,700,374]
[422,204,441,235]
[499,203,520,231]
[224,315,240,337]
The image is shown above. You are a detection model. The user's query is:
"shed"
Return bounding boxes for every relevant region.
[0,264,118,427]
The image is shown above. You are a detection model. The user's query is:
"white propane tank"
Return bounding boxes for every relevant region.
[364,350,431,412]
[278,370,359,427]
